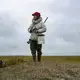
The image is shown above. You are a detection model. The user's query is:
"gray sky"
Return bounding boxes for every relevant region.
[0,0,80,55]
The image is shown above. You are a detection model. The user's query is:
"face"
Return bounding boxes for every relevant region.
[34,15,38,20]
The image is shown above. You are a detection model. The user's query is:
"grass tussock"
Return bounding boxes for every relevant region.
[2,57,27,67]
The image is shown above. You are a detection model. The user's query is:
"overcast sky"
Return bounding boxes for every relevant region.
[0,0,80,56]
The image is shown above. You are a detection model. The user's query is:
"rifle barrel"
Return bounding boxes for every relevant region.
[44,17,48,23]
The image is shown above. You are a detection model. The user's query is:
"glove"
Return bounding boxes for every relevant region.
[33,29,38,33]
[35,30,38,33]
[30,30,32,33]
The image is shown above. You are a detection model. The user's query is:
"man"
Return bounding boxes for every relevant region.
[28,12,46,62]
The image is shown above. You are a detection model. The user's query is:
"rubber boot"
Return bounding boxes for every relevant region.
[37,54,41,62]
[32,56,36,63]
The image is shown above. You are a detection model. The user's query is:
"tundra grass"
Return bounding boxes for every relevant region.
[0,56,80,63]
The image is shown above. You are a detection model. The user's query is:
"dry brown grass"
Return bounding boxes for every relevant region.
[5,57,26,66]
[0,56,80,80]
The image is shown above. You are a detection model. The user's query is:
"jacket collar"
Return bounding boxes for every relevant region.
[32,17,42,24]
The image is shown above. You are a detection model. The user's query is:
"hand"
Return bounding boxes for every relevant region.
[35,30,38,33]
[30,30,32,33]
[33,29,38,33]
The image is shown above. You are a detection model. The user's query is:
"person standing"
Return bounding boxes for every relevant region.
[28,12,47,62]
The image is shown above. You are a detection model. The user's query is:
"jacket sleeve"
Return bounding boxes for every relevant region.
[37,23,47,33]
[28,24,33,33]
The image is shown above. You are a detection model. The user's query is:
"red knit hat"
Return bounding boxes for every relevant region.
[32,12,41,17]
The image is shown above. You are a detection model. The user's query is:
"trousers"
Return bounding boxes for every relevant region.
[30,40,42,62]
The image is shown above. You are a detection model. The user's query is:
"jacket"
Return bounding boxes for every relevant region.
[28,17,46,41]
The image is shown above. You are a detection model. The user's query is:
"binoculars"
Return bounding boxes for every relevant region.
[27,39,31,44]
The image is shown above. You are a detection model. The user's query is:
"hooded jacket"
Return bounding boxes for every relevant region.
[28,17,46,41]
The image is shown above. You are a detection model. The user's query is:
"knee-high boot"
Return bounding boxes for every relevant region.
[32,55,36,62]
[37,54,41,62]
